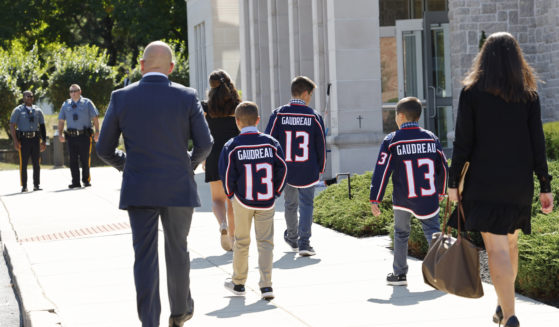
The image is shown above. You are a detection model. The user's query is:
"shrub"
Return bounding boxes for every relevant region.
[314,172,392,237]
[516,231,559,300]
[48,45,116,114]
[0,59,21,136]
[543,122,559,160]
[3,41,48,100]
[314,161,559,300]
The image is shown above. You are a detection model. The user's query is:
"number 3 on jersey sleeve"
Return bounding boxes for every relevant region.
[243,163,273,201]
[377,152,388,165]
[284,131,309,162]
[403,158,436,198]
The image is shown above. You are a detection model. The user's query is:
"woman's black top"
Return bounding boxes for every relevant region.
[448,87,551,235]
[201,101,239,182]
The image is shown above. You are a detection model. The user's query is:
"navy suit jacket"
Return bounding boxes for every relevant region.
[96,75,213,209]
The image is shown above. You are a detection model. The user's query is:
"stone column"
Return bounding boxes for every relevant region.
[240,0,273,130]
[325,0,383,175]
[267,0,291,110]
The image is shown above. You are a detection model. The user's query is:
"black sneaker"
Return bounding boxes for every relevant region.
[83,182,91,187]
[260,287,274,301]
[68,184,81,189]
[21,187,28,193]
[224,278,245,296]
[33,186,42,191]
[386,273,407,286]
[298,245,316,257]
[283,230,298,251]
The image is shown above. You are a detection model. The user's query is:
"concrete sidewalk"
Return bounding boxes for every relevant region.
[0,167,557,326]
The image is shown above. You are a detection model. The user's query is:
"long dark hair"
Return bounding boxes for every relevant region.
[463,32,538,103]
[207,69,241,118]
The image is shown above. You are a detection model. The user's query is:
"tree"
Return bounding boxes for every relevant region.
[0,0,188,66]
[48,45,116,113]
[0,58,21,137]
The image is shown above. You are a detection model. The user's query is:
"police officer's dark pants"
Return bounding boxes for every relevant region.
[127,206,194,327]
[19,137,40,187]
[67,135,92,185]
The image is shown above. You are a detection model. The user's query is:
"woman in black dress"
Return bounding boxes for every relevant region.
[448,32,553,327]
[203,70,240,251]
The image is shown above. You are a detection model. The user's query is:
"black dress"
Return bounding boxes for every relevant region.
[202,101,239,182]
[448,88,551,235]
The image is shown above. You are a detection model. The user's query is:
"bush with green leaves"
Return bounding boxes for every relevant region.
[2,41,48,100]
[0,60,21,136]
[543,121,559,160]
[314,161,559,301]
[48,45,116,114]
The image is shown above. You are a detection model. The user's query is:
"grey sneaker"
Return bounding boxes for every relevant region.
[386,273,407,286]
[283,230,298,251]
[298,245,316,257]
[224,278,246,296]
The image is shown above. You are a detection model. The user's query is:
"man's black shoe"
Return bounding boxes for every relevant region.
[68,184,81,189]
[33,186,42,191]
[21,187,28,193]
[168,310,193,327]
[83,182,91,187]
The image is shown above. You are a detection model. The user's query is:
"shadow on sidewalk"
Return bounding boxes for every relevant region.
[206,296,276,318]
[368,287,444,306]
[191,252,233,269]
[273,252,321,269]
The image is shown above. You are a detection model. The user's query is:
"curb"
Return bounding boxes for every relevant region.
[0,199,63,327]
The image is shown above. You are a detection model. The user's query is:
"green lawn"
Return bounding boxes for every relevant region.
[0,162,54,170]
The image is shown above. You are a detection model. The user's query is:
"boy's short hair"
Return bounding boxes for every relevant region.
[291,76,316,96]
[396,97,422,121]
[235,101,259,126]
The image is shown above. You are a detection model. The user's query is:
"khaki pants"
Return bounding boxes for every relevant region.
[231,197,275,288]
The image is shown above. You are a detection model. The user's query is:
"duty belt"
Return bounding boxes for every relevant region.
[66,129,86,137]
[18,131,39,138]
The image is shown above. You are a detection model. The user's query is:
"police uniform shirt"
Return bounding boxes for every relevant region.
[10,105,45,132]
[58,97,99,130]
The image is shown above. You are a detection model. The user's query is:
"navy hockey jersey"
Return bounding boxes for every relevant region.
[264,100,326,187]
[219,129,287,209]
[369,125,448,219]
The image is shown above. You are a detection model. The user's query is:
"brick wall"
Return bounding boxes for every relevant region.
[449,0,559,122]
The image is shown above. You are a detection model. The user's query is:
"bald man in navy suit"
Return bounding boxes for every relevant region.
[96,41,213,327]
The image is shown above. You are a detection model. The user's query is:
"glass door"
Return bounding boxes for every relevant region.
[423,11,453,149]
[396,19,425,127]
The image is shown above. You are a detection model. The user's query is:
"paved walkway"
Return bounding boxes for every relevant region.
[0,167,558,326]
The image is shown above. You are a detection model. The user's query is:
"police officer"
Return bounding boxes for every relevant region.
[9,90,47,192]
[57,84,100,189]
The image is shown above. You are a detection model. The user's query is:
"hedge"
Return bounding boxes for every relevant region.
[48,45,116,114]
[314,161,559,300]
[543,121,559,161]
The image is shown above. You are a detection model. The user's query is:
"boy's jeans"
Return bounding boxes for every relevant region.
[393,209,440,276]
[284,184,315,248]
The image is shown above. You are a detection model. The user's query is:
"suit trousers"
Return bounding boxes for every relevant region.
[18,136,40,187]
[67,134,92,185]
[231,197,274,288]
[127,206,194,327]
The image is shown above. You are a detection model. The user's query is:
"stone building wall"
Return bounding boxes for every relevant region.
[449,0,559,122]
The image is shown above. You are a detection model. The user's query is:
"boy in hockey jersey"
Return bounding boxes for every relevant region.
[219,101,287,300]
[265,76,326,256]
[370,97,447,286]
